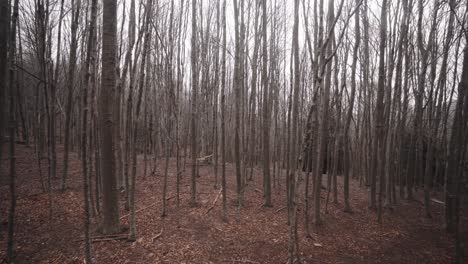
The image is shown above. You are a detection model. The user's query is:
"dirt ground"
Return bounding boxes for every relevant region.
[1,144,467,263]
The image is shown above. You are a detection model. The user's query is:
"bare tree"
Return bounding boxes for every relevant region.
[261,0,272,207]
[221,0,228,221]
[0,0,9,196]
[233,0,243,207]
[287,0,300,261]
[375,0,388,223]
[6,0,19,259]
[62,0,82,190]
[129,0,153,241]
[80,0,99,259]
[343,0,361,213]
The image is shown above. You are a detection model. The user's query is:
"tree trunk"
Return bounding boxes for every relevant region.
[343,0,361,213]
[6,0,19,259]
[288,0,300,261]
[221,0,228,221]
[261,0,272,207]
[129,0,153,241]
[0,0,9,200]
[233,0,244,207]
[190,0,198,207]
[100,0,120,235]
[375,0,388,223]
[62,0,82,190]
[80,0,98,259]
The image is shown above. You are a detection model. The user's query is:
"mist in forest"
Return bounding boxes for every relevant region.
[0,0,467,263]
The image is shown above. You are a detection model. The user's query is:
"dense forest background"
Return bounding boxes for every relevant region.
[1,0,468,263]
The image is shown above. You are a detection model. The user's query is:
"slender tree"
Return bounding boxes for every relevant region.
[221,0,228,221]
[288,0,300,261]
[129,0,153,241]
[343,0,361,213]
[190,0,198,206]
[7,0,19,259]
[375,0,388,223]
[62,0,82,190]
[261,0,272,207]
[0,0,9,195]
[80,0,99,259]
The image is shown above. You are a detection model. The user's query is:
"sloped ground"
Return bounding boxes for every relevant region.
[0,144,466,263]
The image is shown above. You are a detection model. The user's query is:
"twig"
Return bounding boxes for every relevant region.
[206,189,223,215]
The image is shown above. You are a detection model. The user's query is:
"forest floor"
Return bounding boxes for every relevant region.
[0,143,467,264]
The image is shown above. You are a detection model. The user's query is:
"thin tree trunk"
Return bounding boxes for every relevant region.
[343,0,361,213]
[0,0,8,190]
[288,0,300,261]
[6,0,19,259]
[62,0,82,190]
[221,0,228,221]
[80,0,98,259]
[233,0,243,207]
[376,0,388,223]
[190,0,198,207]
[129,0,153,241]
[261,0,272,207]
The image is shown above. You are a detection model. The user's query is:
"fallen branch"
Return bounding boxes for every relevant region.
[151,228,163,243]
[198,154,213,160]
[196,154,213,166]
[275,206,287,213]
[120,196,175,220]
[206,189,223,215]
[431,198,444,204]
[120,202,158,219]
[76,233,127,242]
[90,236,128,243]
[221,259,260,264]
